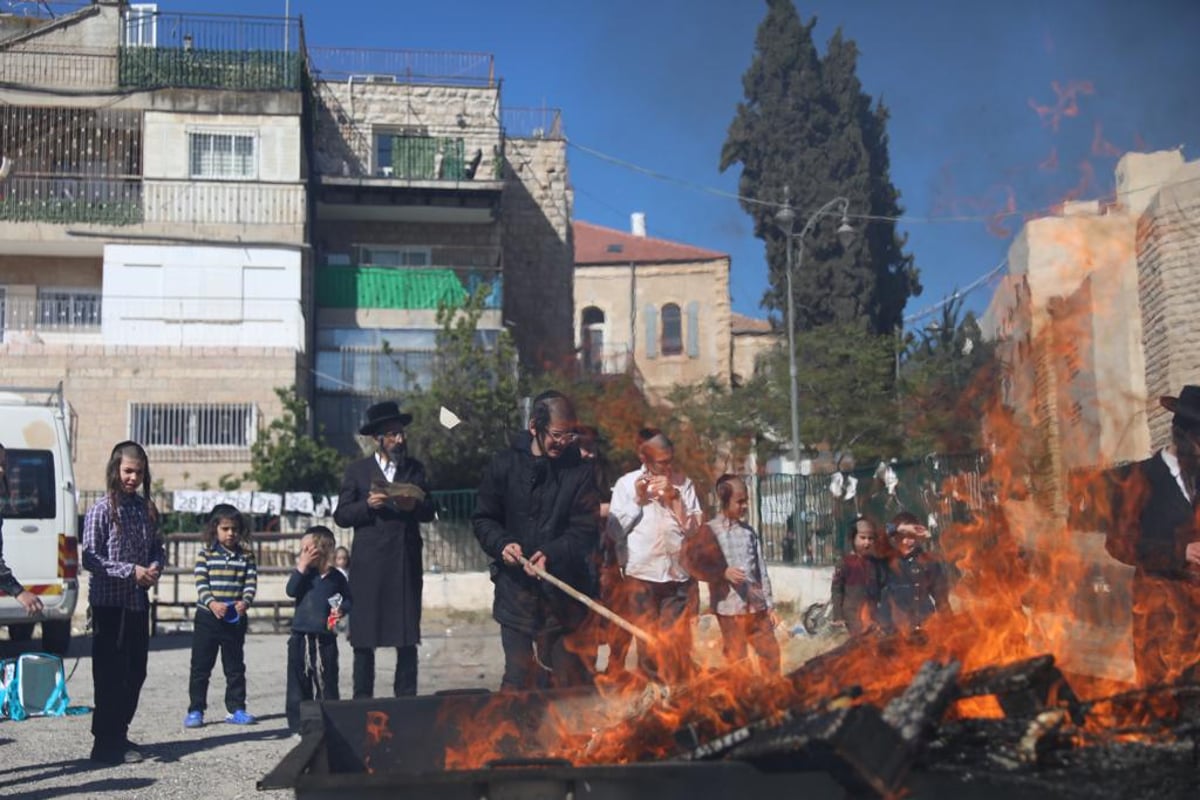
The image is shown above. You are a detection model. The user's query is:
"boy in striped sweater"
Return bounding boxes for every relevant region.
[185,503,259,728]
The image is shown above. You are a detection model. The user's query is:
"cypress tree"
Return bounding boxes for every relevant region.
[720,1,919,335]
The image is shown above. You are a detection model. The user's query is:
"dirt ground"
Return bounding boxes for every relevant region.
[0,610,836,799]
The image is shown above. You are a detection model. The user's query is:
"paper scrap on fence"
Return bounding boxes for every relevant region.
[283,493,339,515]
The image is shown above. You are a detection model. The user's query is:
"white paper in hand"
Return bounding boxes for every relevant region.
[439,406,462,430]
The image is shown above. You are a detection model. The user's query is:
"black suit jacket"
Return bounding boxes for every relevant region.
[1104,451,1196,579]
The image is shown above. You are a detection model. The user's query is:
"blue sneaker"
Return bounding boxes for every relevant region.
[183,710,204,728]
[225,709,257,725]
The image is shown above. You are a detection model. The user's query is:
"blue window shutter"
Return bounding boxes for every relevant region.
[686,300,700,358]
[644,304,658,359]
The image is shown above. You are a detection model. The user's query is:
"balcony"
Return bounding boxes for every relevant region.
[0,290,102,343]
[118,11,303,91]
[0,176,142,225]
[316,265,502,311]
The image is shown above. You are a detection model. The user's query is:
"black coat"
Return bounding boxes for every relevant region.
[1104,451,1196,579]
[333,455,434,648]
[472,432,599,635]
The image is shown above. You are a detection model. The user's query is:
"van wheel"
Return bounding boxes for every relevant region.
[41,621,71,655]
[9,623,34,642]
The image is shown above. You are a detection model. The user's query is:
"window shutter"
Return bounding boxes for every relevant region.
[686,300,700,358]
[644,304,658,359]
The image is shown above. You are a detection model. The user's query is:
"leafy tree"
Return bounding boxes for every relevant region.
[749,322,901,468]
[900,297,998,455]
[247,386,346,494]
[720,0,919,335]
[400,286,521,489]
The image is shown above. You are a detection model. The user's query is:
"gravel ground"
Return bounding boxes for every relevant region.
[0,611,505,800]
[0,612,832,799]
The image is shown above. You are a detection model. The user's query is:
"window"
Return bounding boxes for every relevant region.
[188,131,257,179]
[36,289,102,330]
[123,4,158,47]
[580,306,605,374]
[0,449,55,520]
[660,303,683,356]
[130,403,256,448]
[355,246,431,267]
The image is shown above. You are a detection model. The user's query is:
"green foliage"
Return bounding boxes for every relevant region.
[749,322,901,468]
[720,0,919,335]
[400,286,521,489]
[247,386,346,494]
[900,297,998,455]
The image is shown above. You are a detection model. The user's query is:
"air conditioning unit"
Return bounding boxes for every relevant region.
[362,74,397,84]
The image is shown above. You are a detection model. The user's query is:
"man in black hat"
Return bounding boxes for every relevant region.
[1105,386,1200,684]
[334,401,434,697]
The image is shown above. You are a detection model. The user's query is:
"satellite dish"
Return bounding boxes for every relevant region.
[439,406,462,430]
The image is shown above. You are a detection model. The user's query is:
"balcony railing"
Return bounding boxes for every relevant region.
[316,265,502,311]
[315,347,437,395]
[502,107,565,140]
[382,135,473,181]
[0,176,142,225]
[142,180,306,227]
[118,11,303,90]
[0,291,102,338]
[306,47,495,87]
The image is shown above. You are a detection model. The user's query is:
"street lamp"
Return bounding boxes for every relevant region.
[774,187,855,472]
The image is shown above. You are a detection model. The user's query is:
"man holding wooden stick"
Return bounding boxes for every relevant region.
[473,391,600,690]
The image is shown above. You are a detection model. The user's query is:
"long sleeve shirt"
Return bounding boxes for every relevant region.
[707,514,774,615]
[0,516,26,597]
[194,543,258,611]
[286,567,353,635]
[609,469,702,584]
[82,493,165,611]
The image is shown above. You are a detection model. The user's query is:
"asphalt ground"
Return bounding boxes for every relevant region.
[0,611,827,799]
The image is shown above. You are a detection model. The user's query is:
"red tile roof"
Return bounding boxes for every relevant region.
[573,220,728,265]
[731,312,774,334]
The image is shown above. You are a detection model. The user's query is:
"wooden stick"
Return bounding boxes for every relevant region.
[518,555,655,646]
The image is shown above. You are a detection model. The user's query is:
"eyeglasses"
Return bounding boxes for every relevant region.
[381,431,406,441]
[545,429,578,444]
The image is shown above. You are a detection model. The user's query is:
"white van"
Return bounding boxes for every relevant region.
[0,384,79,654]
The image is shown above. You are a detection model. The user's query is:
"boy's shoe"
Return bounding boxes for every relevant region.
[225,709,257,725]
[183,711,204,728]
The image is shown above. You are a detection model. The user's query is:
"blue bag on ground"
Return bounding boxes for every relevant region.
[0,652,84,720]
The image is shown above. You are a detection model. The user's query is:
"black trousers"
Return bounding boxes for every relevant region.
[91,606,149,752]
[286,632,340,732]
[717,611,781,674]
[352,645,417,698]
[499,625,589,691]
[188,608,249,714]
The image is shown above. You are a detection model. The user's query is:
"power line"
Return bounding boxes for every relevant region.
[567,138,1200,226]
[902,259,1008,325]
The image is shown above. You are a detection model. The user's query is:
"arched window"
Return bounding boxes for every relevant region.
[580,306,605,373]
[660,303,682,356]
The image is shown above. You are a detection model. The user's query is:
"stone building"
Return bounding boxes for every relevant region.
[572,216,738,402]
[983,148,1199,507]
[0,2,308,490]
[1,2,577,484]
[304,52,574,450]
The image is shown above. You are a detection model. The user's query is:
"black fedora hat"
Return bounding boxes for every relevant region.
[359,401,413,436]
[1161,385,1200,432]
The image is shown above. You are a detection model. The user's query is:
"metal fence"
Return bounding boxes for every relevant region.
[749,453,988,567]
[501,107,565,140]
[307,47,495,86]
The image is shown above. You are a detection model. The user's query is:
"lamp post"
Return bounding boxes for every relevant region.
[774,188,855,472]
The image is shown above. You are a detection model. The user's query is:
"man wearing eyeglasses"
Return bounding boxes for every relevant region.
[473,390,600,690]
[334,400,435,699]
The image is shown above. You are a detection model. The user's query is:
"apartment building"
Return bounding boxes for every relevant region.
[0,2,309,489]
[303,52,575,451]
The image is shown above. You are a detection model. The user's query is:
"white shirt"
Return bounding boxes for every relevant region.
[1161,448,1192,502]
[375,452,396,483]
[609,468,702,583]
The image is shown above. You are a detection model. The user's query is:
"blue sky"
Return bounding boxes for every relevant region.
[111,0,1199,328]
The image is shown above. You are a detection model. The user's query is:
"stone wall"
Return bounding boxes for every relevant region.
[312,81,502,179]
[500,136,574,367]
[0,343,302,491]
[731,330,778,387]
[1138,163,1200,447]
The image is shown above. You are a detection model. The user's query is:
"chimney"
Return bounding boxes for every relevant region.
[630,212,647,237]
